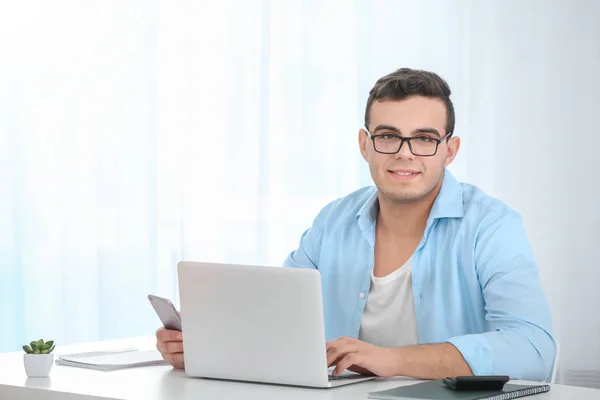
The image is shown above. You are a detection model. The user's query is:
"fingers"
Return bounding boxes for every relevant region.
[162,351,185,369]
[333,353,361,376]
[326,337,374,376]
[325,336,352,351]
[156,327,182,342]
[156,339,184,354]
[155,327,185,369]
[326,342,359,367]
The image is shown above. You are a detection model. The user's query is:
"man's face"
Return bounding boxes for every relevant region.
[359,96,460,204]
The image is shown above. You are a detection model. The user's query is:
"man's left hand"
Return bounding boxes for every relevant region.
[326,337,400,378]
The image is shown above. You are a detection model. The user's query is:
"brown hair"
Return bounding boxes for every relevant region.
[364,68,455,136]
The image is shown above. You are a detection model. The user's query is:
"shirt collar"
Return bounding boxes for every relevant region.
[356,169,464,231]
[356,189,379,233]
[428,169,465,220]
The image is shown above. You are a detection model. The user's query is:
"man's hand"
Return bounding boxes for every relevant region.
[156,327,184,369]
[326,337,400,378]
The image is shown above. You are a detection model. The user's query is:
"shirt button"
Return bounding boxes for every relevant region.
[359,293,365,299]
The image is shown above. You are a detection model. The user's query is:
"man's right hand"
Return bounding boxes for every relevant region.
[156,327,184,369]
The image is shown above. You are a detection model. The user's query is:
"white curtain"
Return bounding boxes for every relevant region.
[1,0,599,387]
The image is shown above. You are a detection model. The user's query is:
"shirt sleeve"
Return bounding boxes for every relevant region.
[282,201,335,270]
[447,211,557,382]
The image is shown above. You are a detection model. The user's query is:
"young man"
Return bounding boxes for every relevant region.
[156,68,556,382]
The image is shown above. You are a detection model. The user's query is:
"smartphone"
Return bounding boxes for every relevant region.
[442,375,509,391]
[148,294,182,331]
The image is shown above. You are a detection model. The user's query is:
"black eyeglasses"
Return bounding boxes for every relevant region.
[363,127,452,157]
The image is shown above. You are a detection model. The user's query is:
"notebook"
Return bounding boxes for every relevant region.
[368,380,550,400]
[55,348,168,371]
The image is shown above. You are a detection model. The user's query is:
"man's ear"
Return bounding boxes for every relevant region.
[358,129,369,161]
[444,136,460,167]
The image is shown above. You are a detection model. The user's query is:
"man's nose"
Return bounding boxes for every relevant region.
[394,139,415,160]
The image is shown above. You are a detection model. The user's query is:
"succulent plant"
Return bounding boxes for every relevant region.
[22,339,55,354]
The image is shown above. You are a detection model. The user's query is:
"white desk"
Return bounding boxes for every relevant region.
[1,337,599,400]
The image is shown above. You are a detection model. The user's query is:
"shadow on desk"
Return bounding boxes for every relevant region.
[24,377,52,390]
[157,368,422,400]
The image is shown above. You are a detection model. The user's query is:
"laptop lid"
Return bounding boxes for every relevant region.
[177,261,331,387]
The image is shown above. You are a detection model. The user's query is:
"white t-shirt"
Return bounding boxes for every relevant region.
[358,258,419,348]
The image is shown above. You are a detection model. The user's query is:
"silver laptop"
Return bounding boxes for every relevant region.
[177,261,375,388]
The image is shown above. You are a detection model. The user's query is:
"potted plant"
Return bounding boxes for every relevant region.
[22,339,55,377]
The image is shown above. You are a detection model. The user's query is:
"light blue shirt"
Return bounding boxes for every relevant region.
[283,170,556,382]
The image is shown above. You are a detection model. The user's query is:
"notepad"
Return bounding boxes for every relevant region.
[368,379,550,400]
[55,348,168,370]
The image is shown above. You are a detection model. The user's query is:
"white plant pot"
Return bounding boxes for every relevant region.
[23,353,54,377]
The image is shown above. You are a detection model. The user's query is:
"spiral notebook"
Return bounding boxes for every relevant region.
[368,380,550,400]
[55,348,168,371]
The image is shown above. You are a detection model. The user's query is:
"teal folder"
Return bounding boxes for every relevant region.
[368,379,550,400]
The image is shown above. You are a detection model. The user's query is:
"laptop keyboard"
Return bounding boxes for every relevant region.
[328,374,368,381]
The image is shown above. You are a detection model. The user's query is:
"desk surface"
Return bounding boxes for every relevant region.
[1,337,599,400]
